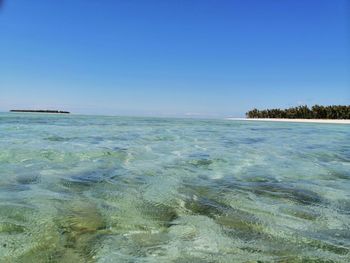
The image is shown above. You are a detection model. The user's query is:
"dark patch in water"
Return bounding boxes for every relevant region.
[141,201,178,228]
[180,182,267,241]
[16,174,40,185]
[216,212,264,240]
[188,153,213,167]
[188,153,210,159]
[55,201,108,262]
[111,146,128,151]
[45,136,71,142]
[60,170,114,193]
[180,180,232,218]
[61,173,102,190]
[251,182,323,205]
[0,222,26,234]
[280,206,320,221]
[189,159,213,167]
[185,195,225,217]
[241,137,265,144]
[152,135,176,141]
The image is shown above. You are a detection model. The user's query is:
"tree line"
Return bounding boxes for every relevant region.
[246,105,350,119]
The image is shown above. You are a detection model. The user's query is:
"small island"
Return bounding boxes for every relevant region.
[226,105,350,124]
[10,110,70,114]
[246,105,350,119]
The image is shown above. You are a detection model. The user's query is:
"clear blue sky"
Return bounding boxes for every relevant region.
[1,0,349,117]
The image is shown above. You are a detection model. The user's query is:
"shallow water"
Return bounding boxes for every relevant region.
[0,113,349,262]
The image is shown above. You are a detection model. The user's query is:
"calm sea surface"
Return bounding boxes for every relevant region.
[0,113,349,262]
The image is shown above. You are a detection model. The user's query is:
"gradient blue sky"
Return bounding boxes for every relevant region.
[1,0,349,117]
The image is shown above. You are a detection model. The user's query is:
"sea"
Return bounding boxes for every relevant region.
[0,113,349,262]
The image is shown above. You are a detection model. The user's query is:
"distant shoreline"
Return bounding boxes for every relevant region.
[227,118,350,124]
[10,110,70,114]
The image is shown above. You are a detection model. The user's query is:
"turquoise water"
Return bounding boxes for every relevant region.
[0,113,349,262]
